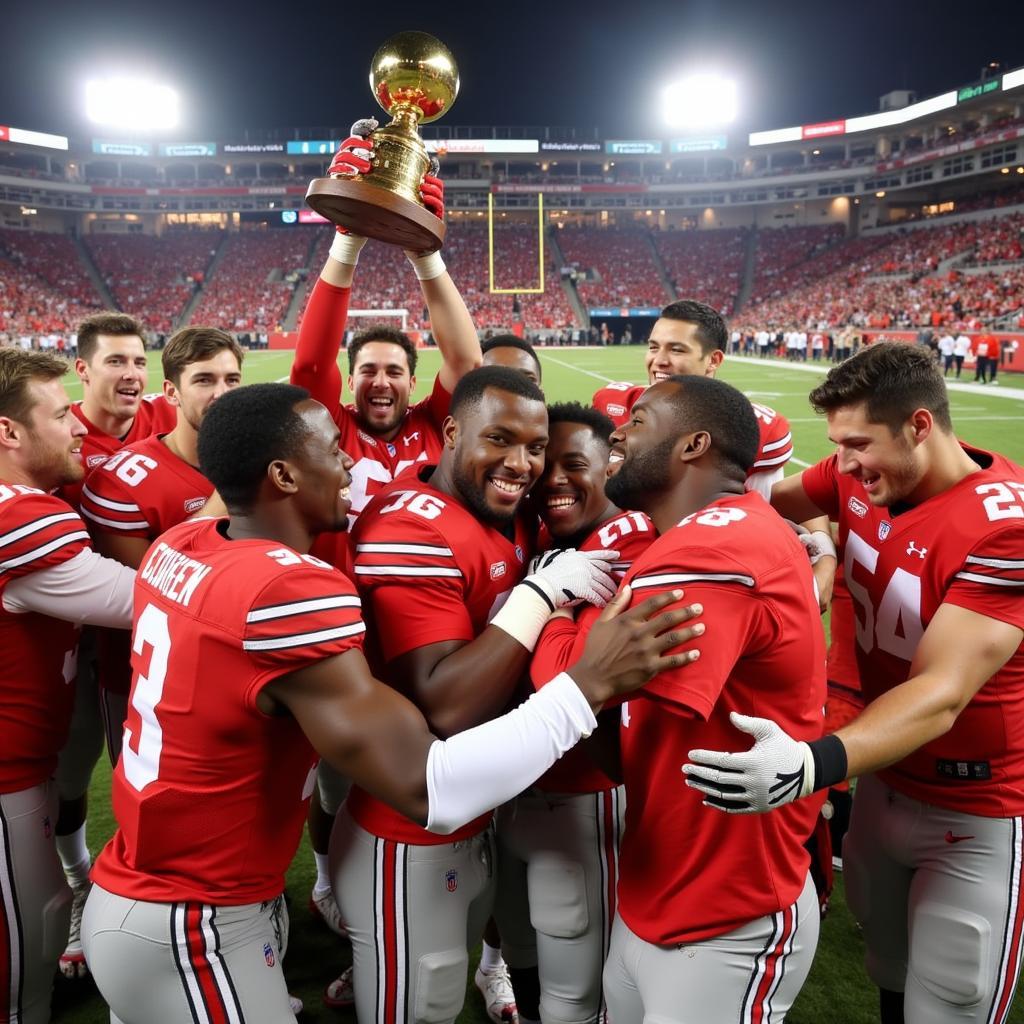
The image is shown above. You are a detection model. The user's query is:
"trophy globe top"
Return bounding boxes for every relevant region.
[370,31,459,125]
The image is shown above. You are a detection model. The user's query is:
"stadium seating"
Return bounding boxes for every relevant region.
[652,228,747,314]
[85,233,220,334]
[189,228,316,332]
[555,226,670,309]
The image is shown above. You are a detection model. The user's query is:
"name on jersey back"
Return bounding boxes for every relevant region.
[140,541,212,608]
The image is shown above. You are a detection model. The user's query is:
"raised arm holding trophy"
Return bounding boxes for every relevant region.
[305,30,458,251]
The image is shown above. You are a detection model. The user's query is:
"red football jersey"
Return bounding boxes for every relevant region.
[531,510,656,794]
[802,447,1024,817]
[62,395,177,509]
[80,434,214,696]
[91,517,366,904]
[80,434,212,539]
[0,485,91,791]
[345,468,533,844]
[827,567,861,693]
[561,492,826,945]
[592,384,793,485]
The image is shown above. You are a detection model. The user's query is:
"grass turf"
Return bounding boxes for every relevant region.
[53,347,1024,1022]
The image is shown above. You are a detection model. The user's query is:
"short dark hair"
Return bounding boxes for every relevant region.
[347,326,418,376]
[0,349,69,423]
[449,365,545,421]
[661,374,760,479]
[77,311,147,364]
[162,326,244,385]
[198,383,311,510]
[808,342,952,434]
[481,334,542,377]
[659,299,728,356]
[547,401,614,448]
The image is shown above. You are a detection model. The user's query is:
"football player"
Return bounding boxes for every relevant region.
[0,349,136,1023]
[685,343,1024,1024]
[551,375,828,1023]
[81,381,701,1024]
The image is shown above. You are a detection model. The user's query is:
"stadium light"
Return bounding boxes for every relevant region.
[85,77,180,131]
[661,73,738,129]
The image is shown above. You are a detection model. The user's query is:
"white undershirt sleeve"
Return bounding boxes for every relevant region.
[745,465,785,501]
[2,549,135,628]
[425,672,598,834]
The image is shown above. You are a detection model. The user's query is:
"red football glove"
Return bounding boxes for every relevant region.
[420,173,444,220]
[328,134,374,178]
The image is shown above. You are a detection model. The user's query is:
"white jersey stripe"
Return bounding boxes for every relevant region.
[80,507,151,532]
[954,572,1024,588]
[356,542,455,557]
[353,565,463,579]
[0,511,80,550]
[80,484,142,514]
[246,594,361,623]
[760,432,793,453]
[0,530,90,573]
[242,621,366,652]
[967,555,1024,570]
[751,451,793,469]
[631,571,755,589]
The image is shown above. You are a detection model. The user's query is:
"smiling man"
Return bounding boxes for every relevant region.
[0,349,136,1024]
[593,300,793,500]
[684,344,1024,1024]
[334,368,626,1024]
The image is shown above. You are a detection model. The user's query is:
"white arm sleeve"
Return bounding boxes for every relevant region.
[745,465,785,501]
[425,672,598,834]
[2,549,135,628]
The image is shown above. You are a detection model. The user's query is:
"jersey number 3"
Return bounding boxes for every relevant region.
[122,603,170,792]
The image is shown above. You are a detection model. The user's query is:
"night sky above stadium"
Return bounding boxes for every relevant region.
[5,0,1024,140]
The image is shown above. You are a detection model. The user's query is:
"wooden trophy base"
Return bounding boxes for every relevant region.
[305,177,445,251]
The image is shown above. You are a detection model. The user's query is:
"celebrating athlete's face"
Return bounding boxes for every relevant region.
[293,401,355,531]
[538,421,613,540]
[644,318,722,385]
[448,388,548,528]
[166,350,243,433]
[76,334,148,424]
[828,402,924,508]
[482,347,541,386]
[605,386,680,514]
[20,377,88,488]
[349,342,415,438]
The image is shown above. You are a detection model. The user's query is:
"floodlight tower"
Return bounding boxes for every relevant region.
[661,73,738,129]
[85,78,180,132]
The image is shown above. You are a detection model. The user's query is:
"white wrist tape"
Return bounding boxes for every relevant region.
[489,580,555,651]
[806,530,837,565]
[425,672,597,834]
[329,232,367,267]
[405,249,446,280]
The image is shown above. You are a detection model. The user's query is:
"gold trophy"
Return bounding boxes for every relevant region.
[305,31,458,251]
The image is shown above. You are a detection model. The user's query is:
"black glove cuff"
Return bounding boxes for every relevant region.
[809,734,848,792]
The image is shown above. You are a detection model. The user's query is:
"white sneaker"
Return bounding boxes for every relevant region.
[309,887,347,938]
[475,963,519,1024]
[59,877,92,978]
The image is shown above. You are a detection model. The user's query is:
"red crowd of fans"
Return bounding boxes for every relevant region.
[652,227,747,316]
[85,233,220,335]
[555,226,670,308]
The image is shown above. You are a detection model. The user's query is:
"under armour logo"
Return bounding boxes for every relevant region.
[403,431,420,445]
[907,541,928,559]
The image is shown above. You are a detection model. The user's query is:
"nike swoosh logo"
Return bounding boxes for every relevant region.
[945,830,975,844]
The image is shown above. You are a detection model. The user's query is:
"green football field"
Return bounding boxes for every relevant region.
[54,347,1024,1023]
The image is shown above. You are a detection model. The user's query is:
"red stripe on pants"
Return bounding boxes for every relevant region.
[186,904,230,1024]
[750,905,794,1024]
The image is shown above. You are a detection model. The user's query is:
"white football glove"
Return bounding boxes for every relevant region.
[800,530,837,566]
[682,712,816,813]
[523,548,618,610]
